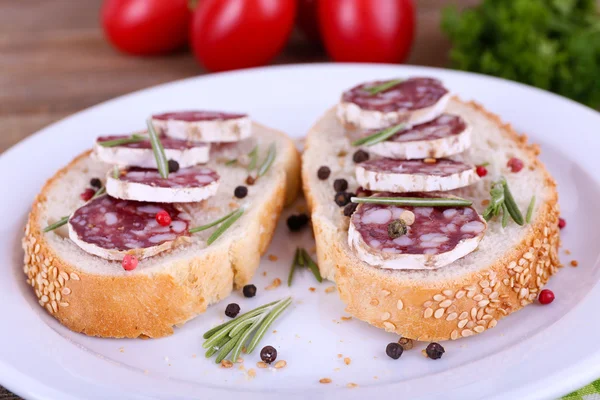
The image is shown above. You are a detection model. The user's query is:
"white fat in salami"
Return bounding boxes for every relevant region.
[68,196,190,260]
[337,78,451,129]
[355,158,479,192]
[348,193,486,270]
[367,114,471,159]
[152,110,251,143]
[106,166,220,203]
[94,134,210,168]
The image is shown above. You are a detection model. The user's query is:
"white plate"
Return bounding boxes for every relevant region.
[1,64,599,400]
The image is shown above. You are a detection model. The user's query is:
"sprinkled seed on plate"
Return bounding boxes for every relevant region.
[220,360,233,368]
[274,360,287,369]
[344,357,351,365]
[347,383,358,389]
[257,361,268,369]
[320,378,332,384]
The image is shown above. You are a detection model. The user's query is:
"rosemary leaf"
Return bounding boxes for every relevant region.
[207,207,245,245]
[225,158,237,166]
[229,315,259,338]
[483,183,505,221]
[287,248,300,287]
[43,216,69,233]
[351,196,472,207]
[146,118,169,179]
[257,143,276,177]
[205,335,231,358]
[245,297,292,354]
[215,326,250,364]
[92,185,106,199]
[502,202,509,228]
[300,249,322,283]
[112,165,120,179]
[526,195,536,224]
[97,134,146,147]
[351,123,406,147]
[228,313,268,363]
[502,180,524,226]
[247,146,259,171]
[365,79,404,95]
[202,300,279,340]
[189,209,239,234]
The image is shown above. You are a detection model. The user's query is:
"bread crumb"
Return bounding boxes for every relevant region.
[118,347,125,353]
[220,360,233,368]
[334,367,341,372]
[564,249,572,255]
[570,260,579,267]
[337,354,343,358]
[192,354,196,358]
[325,286,336,293]
[248,368,256,378]
[309,287,316,292]
[320,378,332,384]
[341,316,352,321]
[236,357,244,363]
[268,254,278,262]
[265,278,281,290]
[238,364,245,370]
[262,271,267,277]
[228,202,239,208]
[481,199,490,206]
[373,376,378,380]
[421,349,428,358]
[398,337,414,350]
[344,357,351,365]
[275,360,287,369]
[272,330,277,334]
[347,383,358,389]
[257,361,268,369]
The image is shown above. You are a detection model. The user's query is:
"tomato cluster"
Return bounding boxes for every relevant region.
[101,0,414,72]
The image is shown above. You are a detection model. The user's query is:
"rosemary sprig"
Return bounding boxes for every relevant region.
[43,183,106,232]
[97,134,146,147]
[287,248,300,287]
[501,180,524,226]
[43,216,70,233]
[188,209,239,233]
[482,183,505,221]
[351,123,406,147]
[351,196,473,207]
[146,118,169,179]
[257,143,276,177]
[526,195,536,224]
[207,207,245,245]
[365,79,404,95]
[247,146,259,171]
[202,297,292,363]
[300,249,322,283]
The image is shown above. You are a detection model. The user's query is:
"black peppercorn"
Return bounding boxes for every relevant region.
[387,219,407,239]
[260,345,277,364]
[234,186,248,199]
[225,303,240,318]
[168,159,180,173]
[343,202,358,217]
[334,192,353,207]
[90,178,102,189]
[242,284,257,298]
[353,150,369,163]
[287,213,309,232]
[386,342,404,360]
[317,166,331,180]
[425,342,445,360]
[333,178,348,192]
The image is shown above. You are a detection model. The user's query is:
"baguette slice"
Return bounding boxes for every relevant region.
[302,99,561,341]
[22,122,300,338]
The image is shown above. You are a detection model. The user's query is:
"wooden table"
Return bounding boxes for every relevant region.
[0,0,476,397]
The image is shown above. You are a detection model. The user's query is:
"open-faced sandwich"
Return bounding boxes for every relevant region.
[302,78,561,341]
[22,111,300,338]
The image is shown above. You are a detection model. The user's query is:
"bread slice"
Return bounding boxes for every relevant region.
[22,122,300,338]
[302,98,561,341]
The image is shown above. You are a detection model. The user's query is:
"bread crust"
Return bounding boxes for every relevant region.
[302,100,561,341]
[22,127,300,338]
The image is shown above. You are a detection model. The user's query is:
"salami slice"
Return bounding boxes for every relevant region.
[106,166,220,203]
[94,134,210,168]
[337,78,451,129]
[68,196,191,261]
[367,114,471,159]
[152,110,251,143]
[348,193,487,270]
[355,158,479,193]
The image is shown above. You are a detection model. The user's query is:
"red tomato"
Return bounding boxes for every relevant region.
[297,0,321,45]
[190,0,296,72]
[318,0,415,63]
[101,0,191,56]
